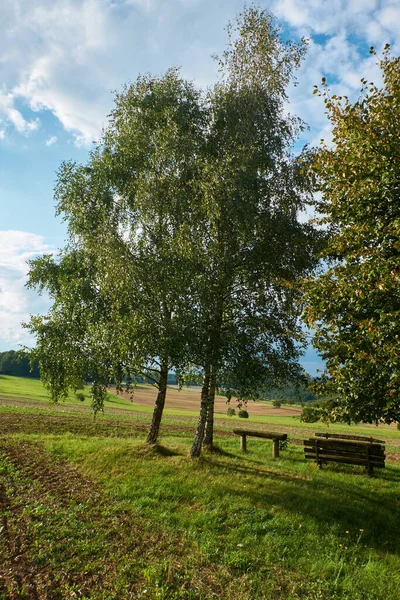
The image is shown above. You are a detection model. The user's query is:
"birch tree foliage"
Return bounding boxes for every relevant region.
[26,6,322,450]
[303,47,400,424]
[189,6,321,456]
[26,69,206,427]
[26,249,124,413]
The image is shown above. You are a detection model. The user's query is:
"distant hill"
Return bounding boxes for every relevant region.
[0,354,314,403]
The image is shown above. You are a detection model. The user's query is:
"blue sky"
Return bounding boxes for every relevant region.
[1,0,399,375]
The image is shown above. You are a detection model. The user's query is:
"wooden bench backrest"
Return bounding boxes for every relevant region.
[304,437,385,469]
[315,432,384,444]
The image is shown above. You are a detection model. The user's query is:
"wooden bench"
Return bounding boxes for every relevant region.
[304,433,385,474]
[233,429,288,458]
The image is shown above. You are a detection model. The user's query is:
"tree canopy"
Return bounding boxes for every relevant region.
[303,46,400,424]
[26,68,205,437]
[187,6,321,455]
[26,5,321,452]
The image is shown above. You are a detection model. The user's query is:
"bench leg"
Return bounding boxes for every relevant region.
[240,434,247,452]
[272,439,279,459]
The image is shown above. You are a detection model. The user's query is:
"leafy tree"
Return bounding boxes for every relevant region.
[26,7,321,454]
[26,249,126,412]
[303,46,400,424]
[26,69,206,442]
[189,6,321,456]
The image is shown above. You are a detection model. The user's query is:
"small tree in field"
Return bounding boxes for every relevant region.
[304,46,400,424]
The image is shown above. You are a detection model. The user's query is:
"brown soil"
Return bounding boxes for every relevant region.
[0,438,103,598]
[0,438,207,599]
[0,411,148,437]
[0,437,246,599]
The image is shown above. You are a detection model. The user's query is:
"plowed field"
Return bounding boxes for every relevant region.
[113,385,302,417]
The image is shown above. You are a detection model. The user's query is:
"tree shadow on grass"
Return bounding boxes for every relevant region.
[201,452,400,555]
[135,442,182,457]
[201,445,239,459]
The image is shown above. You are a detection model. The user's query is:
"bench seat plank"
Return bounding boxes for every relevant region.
[304,453,385,468]
[233,430,287,457]
[233,429,287,440]
[315,432,384,444]
[306,438,384,447]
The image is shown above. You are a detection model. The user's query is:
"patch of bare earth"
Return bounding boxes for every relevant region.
[0,438,105,598]
[0,411,148,437]
[0,440,168,598]
[113,385,302,416]
[0,412,215,442]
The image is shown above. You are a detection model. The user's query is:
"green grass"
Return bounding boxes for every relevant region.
[0,374,140,410]
[1,377,400,599]
[3,429,400,600]
[1,375,398,439]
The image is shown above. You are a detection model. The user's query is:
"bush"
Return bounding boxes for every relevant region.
[300,404,324,423]
[75,392,86,402]
[238,410,249,419]
[226,407,236,417]
[272,400,281,408]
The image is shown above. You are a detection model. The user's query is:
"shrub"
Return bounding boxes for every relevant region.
[226,407,236,417]
[272,400,281,408]
[75,392,86,402]
[238,410,249,419]
[300,404,324,423]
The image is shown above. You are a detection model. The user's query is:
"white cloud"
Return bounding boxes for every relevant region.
[0,0,398,148]
[45,135,57,146]
[0,231,53,349]
[0,0,394,148]
[0,90,39,136]
[273,2,398,149]
[0,0,243,145]
[272,0,379,36]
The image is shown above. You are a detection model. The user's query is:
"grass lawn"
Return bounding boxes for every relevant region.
[1,377,400,599]
[0,374,137,410]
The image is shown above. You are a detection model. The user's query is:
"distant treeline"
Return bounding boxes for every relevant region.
[0,356,183,385]
[130,374,179,385]
[257,380,315,404]
[0,350,40,378]
[218,379,315,404]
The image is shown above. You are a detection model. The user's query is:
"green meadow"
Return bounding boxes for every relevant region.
[1,375,400,599]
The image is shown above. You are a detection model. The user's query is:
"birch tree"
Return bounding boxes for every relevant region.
[189,6,321,456]
[26,69,205,443]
